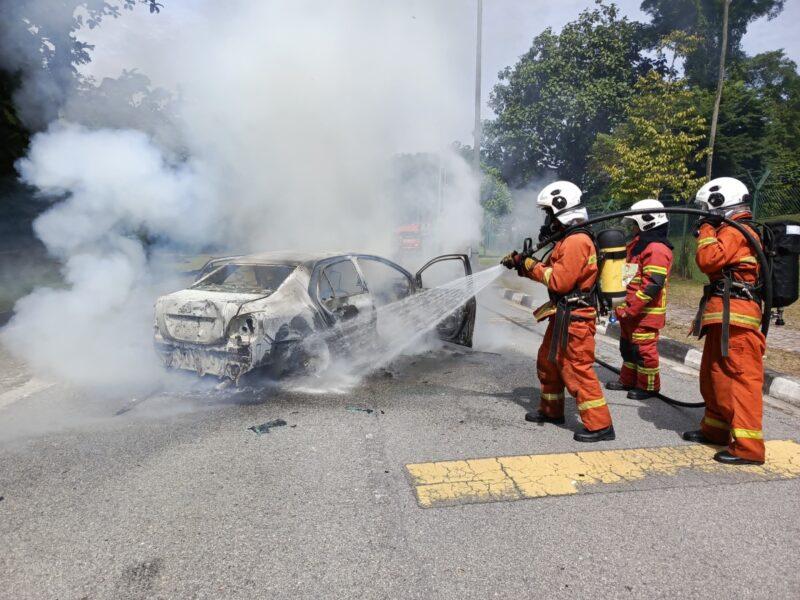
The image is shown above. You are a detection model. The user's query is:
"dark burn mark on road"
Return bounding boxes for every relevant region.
[118,558,163,596]
[249,419,288,434]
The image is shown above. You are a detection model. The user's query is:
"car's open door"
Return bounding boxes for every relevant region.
[414,254,476,347]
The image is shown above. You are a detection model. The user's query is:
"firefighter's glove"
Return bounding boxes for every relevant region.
[501,251,521,270]
[614,306,628,322]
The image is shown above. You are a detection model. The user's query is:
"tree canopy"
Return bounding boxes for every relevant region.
[485,3,660,188]
[641,0,785,88]
[0,1,165,175]
[591,71,708,204]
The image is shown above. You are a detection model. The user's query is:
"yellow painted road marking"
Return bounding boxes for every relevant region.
[405,440,800,508]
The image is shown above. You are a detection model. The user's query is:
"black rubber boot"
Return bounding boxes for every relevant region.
[525,411,566,425]
[573,425,615,442]
[682,430,717,444]
[626,388,656,400]
[713,450,764,466]
[605,381,632,391]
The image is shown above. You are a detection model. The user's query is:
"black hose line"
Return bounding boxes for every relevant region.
[534,207,772,339]
[593,357,705,409]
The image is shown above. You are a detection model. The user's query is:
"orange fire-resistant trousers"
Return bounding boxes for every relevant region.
[537,318,613,431]
[618,322,661,392]
[699,324,766,462]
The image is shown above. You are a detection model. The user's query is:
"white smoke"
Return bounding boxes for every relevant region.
[2,0,483,389]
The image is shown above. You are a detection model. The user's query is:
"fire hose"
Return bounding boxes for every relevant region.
[521,206,773,410]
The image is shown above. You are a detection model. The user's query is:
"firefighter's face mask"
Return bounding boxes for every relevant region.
[538,208,560,242]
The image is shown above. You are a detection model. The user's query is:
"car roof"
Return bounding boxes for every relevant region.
[207,251,363,270]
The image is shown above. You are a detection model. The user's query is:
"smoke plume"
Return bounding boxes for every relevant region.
[2,1,483,389]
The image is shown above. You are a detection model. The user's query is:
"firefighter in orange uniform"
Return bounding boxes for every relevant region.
[683,177,766,465]
[502,181,615,442]
[606,199,673,400]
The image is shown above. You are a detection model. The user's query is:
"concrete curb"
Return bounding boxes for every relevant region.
[501,288,800,404]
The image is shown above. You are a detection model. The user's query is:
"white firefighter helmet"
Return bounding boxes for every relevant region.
[623,198,668,231]
[537,181,587,225]
[695,177,751,215]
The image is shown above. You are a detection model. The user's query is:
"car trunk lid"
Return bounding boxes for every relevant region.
[158,289,266,345]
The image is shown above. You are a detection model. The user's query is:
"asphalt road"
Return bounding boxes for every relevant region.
[2,283,800,599]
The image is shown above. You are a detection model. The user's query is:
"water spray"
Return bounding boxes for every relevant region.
[295,265,504,382]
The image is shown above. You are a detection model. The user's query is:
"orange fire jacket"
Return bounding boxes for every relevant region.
[695,212,762,332]
[619,236,673,329]
[524,232,599,322]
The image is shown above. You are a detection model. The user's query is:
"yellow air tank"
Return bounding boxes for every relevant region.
[596,228,627,310]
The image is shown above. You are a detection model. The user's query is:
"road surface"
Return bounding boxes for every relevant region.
[1,284,799,599]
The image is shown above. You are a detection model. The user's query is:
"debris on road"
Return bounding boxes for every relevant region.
[248,419,287,435]
[346,406,374,414]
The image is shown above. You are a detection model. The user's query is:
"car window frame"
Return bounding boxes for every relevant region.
[320,259,367,300]
[191,262,296,292]
[355,255,415,303]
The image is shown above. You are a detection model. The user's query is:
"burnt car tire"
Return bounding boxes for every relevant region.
[271,332,332,377]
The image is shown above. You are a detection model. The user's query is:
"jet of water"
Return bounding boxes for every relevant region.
[302,264,504,379]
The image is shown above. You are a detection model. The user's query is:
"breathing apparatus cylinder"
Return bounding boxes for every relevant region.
[596,228,627,310]
[767,221,800,309]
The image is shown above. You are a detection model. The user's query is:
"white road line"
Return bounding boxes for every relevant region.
[0,378,56,412]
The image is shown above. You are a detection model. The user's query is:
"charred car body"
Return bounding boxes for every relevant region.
[153,251,475,381]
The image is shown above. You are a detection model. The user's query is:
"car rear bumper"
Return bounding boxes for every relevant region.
[154,336,258,380]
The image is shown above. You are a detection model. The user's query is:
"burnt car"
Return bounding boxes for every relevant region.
[153,251,475,381]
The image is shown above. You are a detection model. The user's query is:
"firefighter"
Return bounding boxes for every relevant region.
[502,181,615,442]
[683,177,766,465]
[606,199,673,400]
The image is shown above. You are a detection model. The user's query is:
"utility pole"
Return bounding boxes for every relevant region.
[473,0,483,175]
[706,0,731,180]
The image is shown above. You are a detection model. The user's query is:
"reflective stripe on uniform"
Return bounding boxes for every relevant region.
[631,332,656,341]
[541,392,565,402]
[701,311,762,328]
[623,361,637,370]
[739,256,758,265]
[642,285,668,315]
[587,255,597,265]
[543,267,553,285]
[577,398,607,412]
[533,302,556,320]
[732,428,763,440]
[630,277,642,285]
[697,237,718,248]
[636,290,652,302]
[636,365,659,391]
[703,416,730,430]
[642,265,668,275]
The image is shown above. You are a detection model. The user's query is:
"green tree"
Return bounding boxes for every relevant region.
[481,166,513,219]
[590,71,708,204]
[641,0,785,88]
[0,1,165,174]
[452,142,513,220]
[485,2,660,188]
[739,51,800,173]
